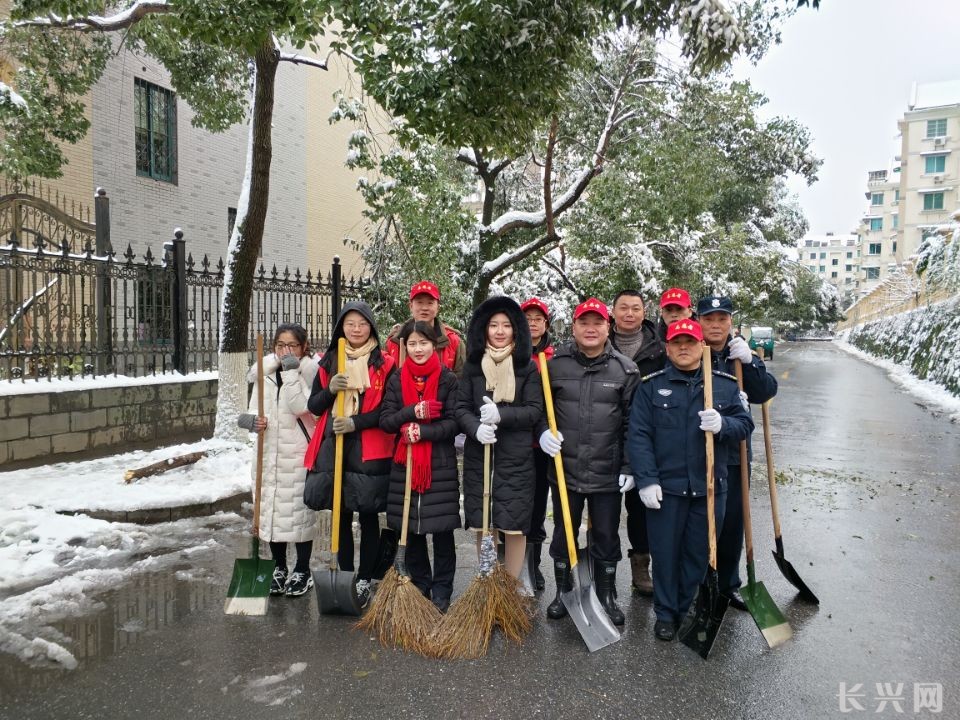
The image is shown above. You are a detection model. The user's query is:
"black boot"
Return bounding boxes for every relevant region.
[547,560,572,619]
[595,560,625,626]
[531,543,545,591]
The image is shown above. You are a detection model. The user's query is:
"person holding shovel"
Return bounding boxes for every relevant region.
[539,298,640,626]
[303,302,397,609]
[627,319,754,640]
[457,297,544,586]
[242,323,319,598]
[521,297,554,590]
[697,295,778,612]
[380,319,461,613]
[610,289,666,598]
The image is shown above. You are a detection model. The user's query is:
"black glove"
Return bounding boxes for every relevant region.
[328,373,350,393]
[332,416,355,434]
[280,353,300,371]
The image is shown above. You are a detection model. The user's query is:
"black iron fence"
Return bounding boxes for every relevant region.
[0,185,365,381]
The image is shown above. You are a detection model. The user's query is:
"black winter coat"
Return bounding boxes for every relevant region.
[456,296,543,532]
[304,301,395,514]
[613,318,665,377]
[540,340,640,494]
[380,367,461,535]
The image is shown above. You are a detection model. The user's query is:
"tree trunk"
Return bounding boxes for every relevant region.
[213,41,279,440]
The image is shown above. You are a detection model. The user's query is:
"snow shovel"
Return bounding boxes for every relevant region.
[225,334,276,615]
[315,338,362,615]
[540,352,620,653]
[761,399,820,605]
[680,345,729,658]
[734,361,792,648]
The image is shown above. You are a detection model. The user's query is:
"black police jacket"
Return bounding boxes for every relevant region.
[627,361,754,498]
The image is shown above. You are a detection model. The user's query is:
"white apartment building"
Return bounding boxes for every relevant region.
[896,80,960,265]
[799,233,861,303]
[859,163,901,293]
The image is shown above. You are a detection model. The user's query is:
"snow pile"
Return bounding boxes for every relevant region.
[0,437,251,512]
[0,370,217,396]
[836,295,960,420]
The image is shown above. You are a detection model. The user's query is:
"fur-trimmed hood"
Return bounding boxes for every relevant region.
[465,296,532,368]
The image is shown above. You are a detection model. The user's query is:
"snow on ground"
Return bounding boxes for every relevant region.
[0,371,218,396]
[834,337,960,422]
[0,437,256,668]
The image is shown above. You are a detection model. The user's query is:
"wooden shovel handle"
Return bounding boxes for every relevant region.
[761,400,783,540]
[331,338,346,555]
[253,333,265,538]
[539,352,578,570]
[703,345,717,571]
[734,360,754,566]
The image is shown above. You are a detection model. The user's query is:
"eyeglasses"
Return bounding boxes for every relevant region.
[343,321,370,330]
[525,316,546,325]
[275,342,302,350]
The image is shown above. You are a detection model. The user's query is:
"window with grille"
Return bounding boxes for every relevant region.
[135,79,177,183]
[926,118,947,138]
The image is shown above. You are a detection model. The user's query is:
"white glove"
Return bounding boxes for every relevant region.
[618,474,635,493]
[639,484,662,510]
[698,408,723,434]
[539,429,563,457]
[727,336,753,364]
[479,396,501,425]
[476,423,497,445]
[739,390,749,411]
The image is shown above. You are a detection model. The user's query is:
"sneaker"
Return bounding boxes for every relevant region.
[270,567,288,596]
[285,571,313,597]
[355,579,371,609]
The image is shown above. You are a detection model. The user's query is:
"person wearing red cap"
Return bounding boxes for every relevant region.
[626,319,754,641]
[385,281,466,376]
[520,297,554,590]
[538,297,640,626]
[657,287,694,341]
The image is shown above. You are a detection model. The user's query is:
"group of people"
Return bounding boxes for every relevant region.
[243,278,777,642]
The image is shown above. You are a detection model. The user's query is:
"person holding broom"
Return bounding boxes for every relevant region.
[380,319,461,613]
[456,297,544,586]
[696,295,778,613]
[521,297,554,591]
[242,323,319,598]
[626,319,754,640]
[303,302,397,609]
[539,298,640,627]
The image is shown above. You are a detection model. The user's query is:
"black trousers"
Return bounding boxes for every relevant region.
[336,510,381,581]
[269,540,313,574]
[717,463,749,594]
[548,489,623,563]
[527,448,551,544]
[406,531,456,603]
[624,487,649,554]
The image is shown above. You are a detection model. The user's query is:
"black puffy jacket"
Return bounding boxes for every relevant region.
[456,296,544,532]
[541,340,640,494]
[613,318,665,377]
[380,367,461,536]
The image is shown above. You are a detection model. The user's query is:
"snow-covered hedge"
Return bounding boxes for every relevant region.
[842,296,960,398]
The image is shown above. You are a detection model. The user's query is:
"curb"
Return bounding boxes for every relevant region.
[55,491,248,525]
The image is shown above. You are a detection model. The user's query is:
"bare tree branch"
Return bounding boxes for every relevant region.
[13,0,171,30]
[542,255,581,296]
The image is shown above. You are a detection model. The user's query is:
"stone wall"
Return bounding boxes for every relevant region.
[0,379,218,468]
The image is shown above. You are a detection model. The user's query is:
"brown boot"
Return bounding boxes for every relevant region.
[630,552,654,596]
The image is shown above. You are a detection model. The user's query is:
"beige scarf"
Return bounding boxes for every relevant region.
[481,343,516,403]
[341,338,377,417]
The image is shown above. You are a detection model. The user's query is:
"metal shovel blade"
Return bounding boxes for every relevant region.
[574,547,593,588]
[679,572,729,660]
[315,567,362,616]
[741,579,792,648]
[561,570,620,653]
[773,537,819,604]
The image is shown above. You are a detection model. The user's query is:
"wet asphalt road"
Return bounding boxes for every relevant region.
[2,342,959,719]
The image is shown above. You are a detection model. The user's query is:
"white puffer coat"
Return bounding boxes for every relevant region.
[247,353,319,543]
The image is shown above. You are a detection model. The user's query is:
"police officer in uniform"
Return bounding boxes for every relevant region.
[539,298,640,626]
[697,295,777,611]
[627,319,754,640]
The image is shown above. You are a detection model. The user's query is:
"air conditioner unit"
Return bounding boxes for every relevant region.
[934,175,944,184]
[934,137,946,147]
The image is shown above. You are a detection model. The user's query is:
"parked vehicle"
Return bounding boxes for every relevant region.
[749,326,775,359]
